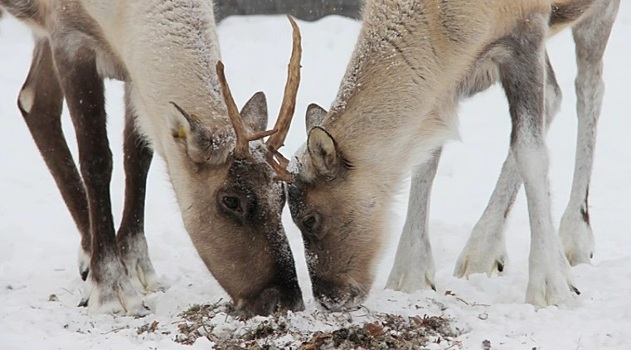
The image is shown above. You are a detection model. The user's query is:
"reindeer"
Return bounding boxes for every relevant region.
[287,0,620,311]
[0,1,304,317]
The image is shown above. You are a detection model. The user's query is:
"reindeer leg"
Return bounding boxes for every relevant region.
[454,54,562,278]
[386,147,441,292]
[116,83,162,293]
[501,16,576,307]
[51,44,146,315]
[18,39,92,281]
[559,0,621,266]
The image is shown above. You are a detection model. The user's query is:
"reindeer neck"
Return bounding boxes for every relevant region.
[322,0,501,170]
[85,0,227,156]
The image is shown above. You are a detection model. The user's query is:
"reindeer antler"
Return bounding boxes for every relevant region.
[215,16,301,176]
[216,61,279,159]
[265,15,302,181]
[216,61,251,159]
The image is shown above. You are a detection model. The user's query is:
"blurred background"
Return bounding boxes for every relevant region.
[214,0,362,21]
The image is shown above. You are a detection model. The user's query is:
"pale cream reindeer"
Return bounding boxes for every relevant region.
[287,0,620,310]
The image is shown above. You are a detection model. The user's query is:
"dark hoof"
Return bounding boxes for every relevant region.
[80,268,89,281]
[78,297,89,308]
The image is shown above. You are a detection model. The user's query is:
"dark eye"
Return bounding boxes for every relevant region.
[302,216,316,231]
[222,196,242,212]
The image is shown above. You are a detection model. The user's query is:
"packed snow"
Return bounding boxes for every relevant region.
[1,4,630,349]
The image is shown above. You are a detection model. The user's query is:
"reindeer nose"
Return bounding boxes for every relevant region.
[283,288,305,313]
[258,287,283,315]
[236,284,304,318]
[275,280,305,314]
[312,277,361,312]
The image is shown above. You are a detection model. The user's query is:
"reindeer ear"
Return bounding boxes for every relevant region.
[169,102,222,164]
[308,126,340,178]
[240,91,268,133]
[306,103,327,131]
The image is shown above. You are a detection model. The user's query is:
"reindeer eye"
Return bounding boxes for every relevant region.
[302,216,316,231]
[222,196,242,212]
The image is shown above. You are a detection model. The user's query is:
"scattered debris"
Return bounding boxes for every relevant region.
[482,339,492,349]
[137,321,160,335]
[174,301,458,349]
[48,294,59,302]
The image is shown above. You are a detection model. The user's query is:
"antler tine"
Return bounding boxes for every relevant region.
[266,15,302,152]
[266,152,293,182]
[216,61,250,158]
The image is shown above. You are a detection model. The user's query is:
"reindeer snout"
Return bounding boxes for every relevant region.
[312,277,363,312]
[236,284,304,318]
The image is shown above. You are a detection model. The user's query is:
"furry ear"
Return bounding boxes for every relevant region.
[240,91,269,133]
[306,103,327,131]
[169,102,223,164]
[307,126,341,179]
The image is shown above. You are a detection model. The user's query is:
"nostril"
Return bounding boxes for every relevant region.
[258,287,282,315]
[293,298,306,312]
[312,278,364,312]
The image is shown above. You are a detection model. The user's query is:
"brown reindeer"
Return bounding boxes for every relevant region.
[0,1,303,318]
[287,0,620,310]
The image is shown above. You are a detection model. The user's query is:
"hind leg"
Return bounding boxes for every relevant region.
[116,83,162,293]
[18,39,91,280]
[559,0,621,266]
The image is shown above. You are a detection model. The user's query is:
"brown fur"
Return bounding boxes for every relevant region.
[1,0,304,317]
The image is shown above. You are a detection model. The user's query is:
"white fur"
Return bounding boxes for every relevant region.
[512,143,575,307]
[386,151,440,292]
[83,256,148,316]
[17,85,35,113]
[558,19,608,264]
[77,246,90,279]
[119,233,164,294]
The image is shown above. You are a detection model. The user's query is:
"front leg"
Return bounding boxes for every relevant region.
[52,44,146,315]
[386,148,441,292]
[117,83,162,294]
[500,15,577,307]
[454,54,562,278]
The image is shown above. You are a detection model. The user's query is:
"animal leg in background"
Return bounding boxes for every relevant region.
[559,0,621,266]
[116,83,161,294]
[17,38,92,281]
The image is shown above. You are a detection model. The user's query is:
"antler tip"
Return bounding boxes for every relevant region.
[216,60,225,75]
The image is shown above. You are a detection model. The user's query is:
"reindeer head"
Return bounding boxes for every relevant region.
[287,105,386,312]
[164,17,303,318]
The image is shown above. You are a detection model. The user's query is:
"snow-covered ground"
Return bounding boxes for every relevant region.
[1,5,630,349]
